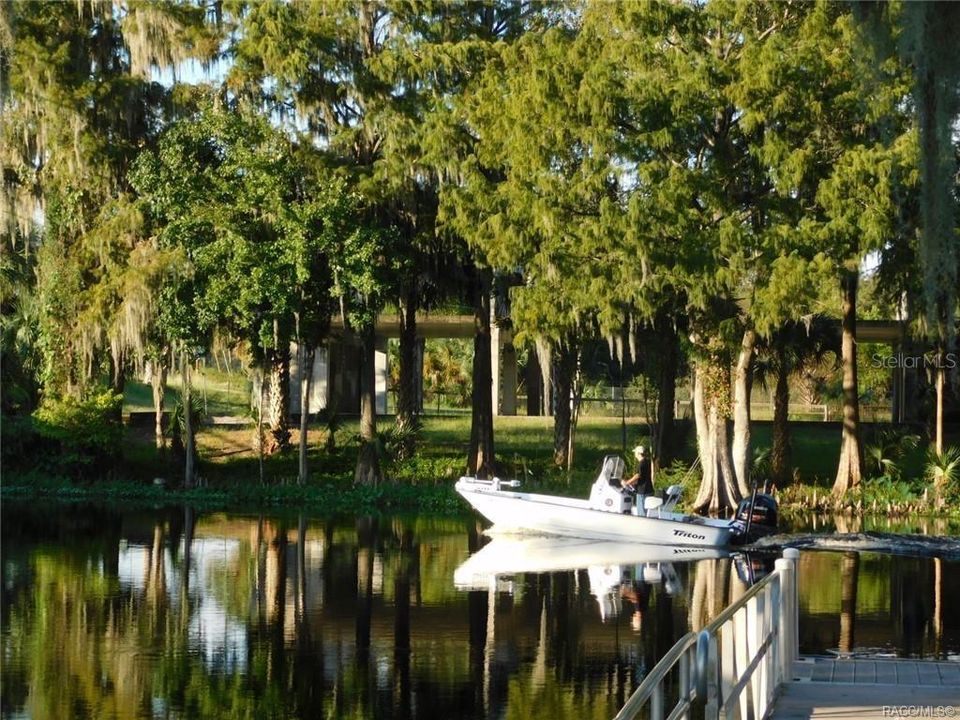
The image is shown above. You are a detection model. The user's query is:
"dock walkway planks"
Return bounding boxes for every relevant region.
[769,657,960,719]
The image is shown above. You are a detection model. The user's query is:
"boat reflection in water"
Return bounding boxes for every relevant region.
[454,534,741,624]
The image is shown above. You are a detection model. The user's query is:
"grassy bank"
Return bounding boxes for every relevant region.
[5,414,956,516]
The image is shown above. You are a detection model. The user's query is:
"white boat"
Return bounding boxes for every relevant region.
[455,455,741,547]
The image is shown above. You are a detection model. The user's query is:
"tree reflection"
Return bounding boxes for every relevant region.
[6,505,954,720]
[839,552,860,655]
[689,558,732,631]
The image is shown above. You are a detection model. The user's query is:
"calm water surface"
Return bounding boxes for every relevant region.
[2,503,958,719]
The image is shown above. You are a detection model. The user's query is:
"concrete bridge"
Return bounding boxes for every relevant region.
[292,315,924,422]
[292,312,523,417]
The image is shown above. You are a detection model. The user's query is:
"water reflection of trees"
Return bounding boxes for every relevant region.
[798,550,955,659]
[3,507,957,719]
[796,511,958,536]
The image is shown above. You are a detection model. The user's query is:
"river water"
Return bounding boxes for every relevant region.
[2,502,958,719]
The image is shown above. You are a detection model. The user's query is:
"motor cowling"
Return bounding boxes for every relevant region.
[732,493,778,542]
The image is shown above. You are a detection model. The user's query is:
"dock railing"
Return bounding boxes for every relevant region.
[613,548,800,720]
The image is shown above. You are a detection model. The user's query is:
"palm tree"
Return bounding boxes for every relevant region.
[755,316,839,487]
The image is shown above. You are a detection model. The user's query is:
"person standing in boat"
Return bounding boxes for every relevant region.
[623,445,654,496]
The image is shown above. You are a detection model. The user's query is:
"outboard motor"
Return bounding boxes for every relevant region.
[734,552,776,586]
[732,493,778,543]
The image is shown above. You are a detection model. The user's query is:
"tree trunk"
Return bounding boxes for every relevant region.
[653,326,679,469]
[935,340,945,456]
[183,351,195,489]
[771,351,792,487]
[397,288,418,435]
[536,338,553,417]
[468,270,495,477]
[110,347,126,395]
[833,270,863,496]
[267,324,291,453]
[152,351,168,449]
[355,516,377,663]
[692,363,741,513]
[265,526,287,628]
[552,341,577,468]
[393,526,415,719]
[179,506,194,631]
[298,344,315,485]
[566,347,582,473]
[731,328,756,496]
[257,369,265,485]
[296,514,307,622]
[355,321,381,485]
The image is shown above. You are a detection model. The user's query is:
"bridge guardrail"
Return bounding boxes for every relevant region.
[614,548,800,720]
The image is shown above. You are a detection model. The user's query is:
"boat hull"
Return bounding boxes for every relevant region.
[455,479,735,547]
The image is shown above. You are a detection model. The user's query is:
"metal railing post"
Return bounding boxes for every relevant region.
[679,650,690,704]
[771,574,782,687]
[696,629,719,719]
[776,548,800,681]
[651,684,664,720]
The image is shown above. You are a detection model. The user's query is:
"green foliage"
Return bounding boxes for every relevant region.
[864,428,920,481]
[752,446,773,484]
[4,1,954,510]
[315,407,343,451]
[4,1,217,394]
[656,460,703,510]
[901,3,960,345]
[925,446,960,495]
[0,250,41,413]
[0,415,38,472]
[850,476,918,507]
[422,339,473,407]
[168,395,206,446]
[378,417,423,465]
[31,391,124,476]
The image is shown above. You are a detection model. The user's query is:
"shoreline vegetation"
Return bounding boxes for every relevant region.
[5,415,957,519]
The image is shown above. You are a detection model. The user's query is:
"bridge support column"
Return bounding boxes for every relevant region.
[414,337,425,414]
[491,316,518,417]
[891,341,903,423]
[375,335,388,414]
[491,309,500,417]
[500,329,518,416]
[524,346,542,416]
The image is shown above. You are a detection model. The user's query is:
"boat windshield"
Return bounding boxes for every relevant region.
[601,455,625,481]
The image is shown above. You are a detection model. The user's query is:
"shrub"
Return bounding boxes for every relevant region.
[864,428,920,482]
[0,413,39,471]
[852,476,916,506]
[752,446,772,488]
[32,390,123,476]
[378,417,423,464]
[168,395,205,446]
[925,446,960,501]
[656,459,702,509]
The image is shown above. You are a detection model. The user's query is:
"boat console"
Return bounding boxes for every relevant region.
[589,456,635,514]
